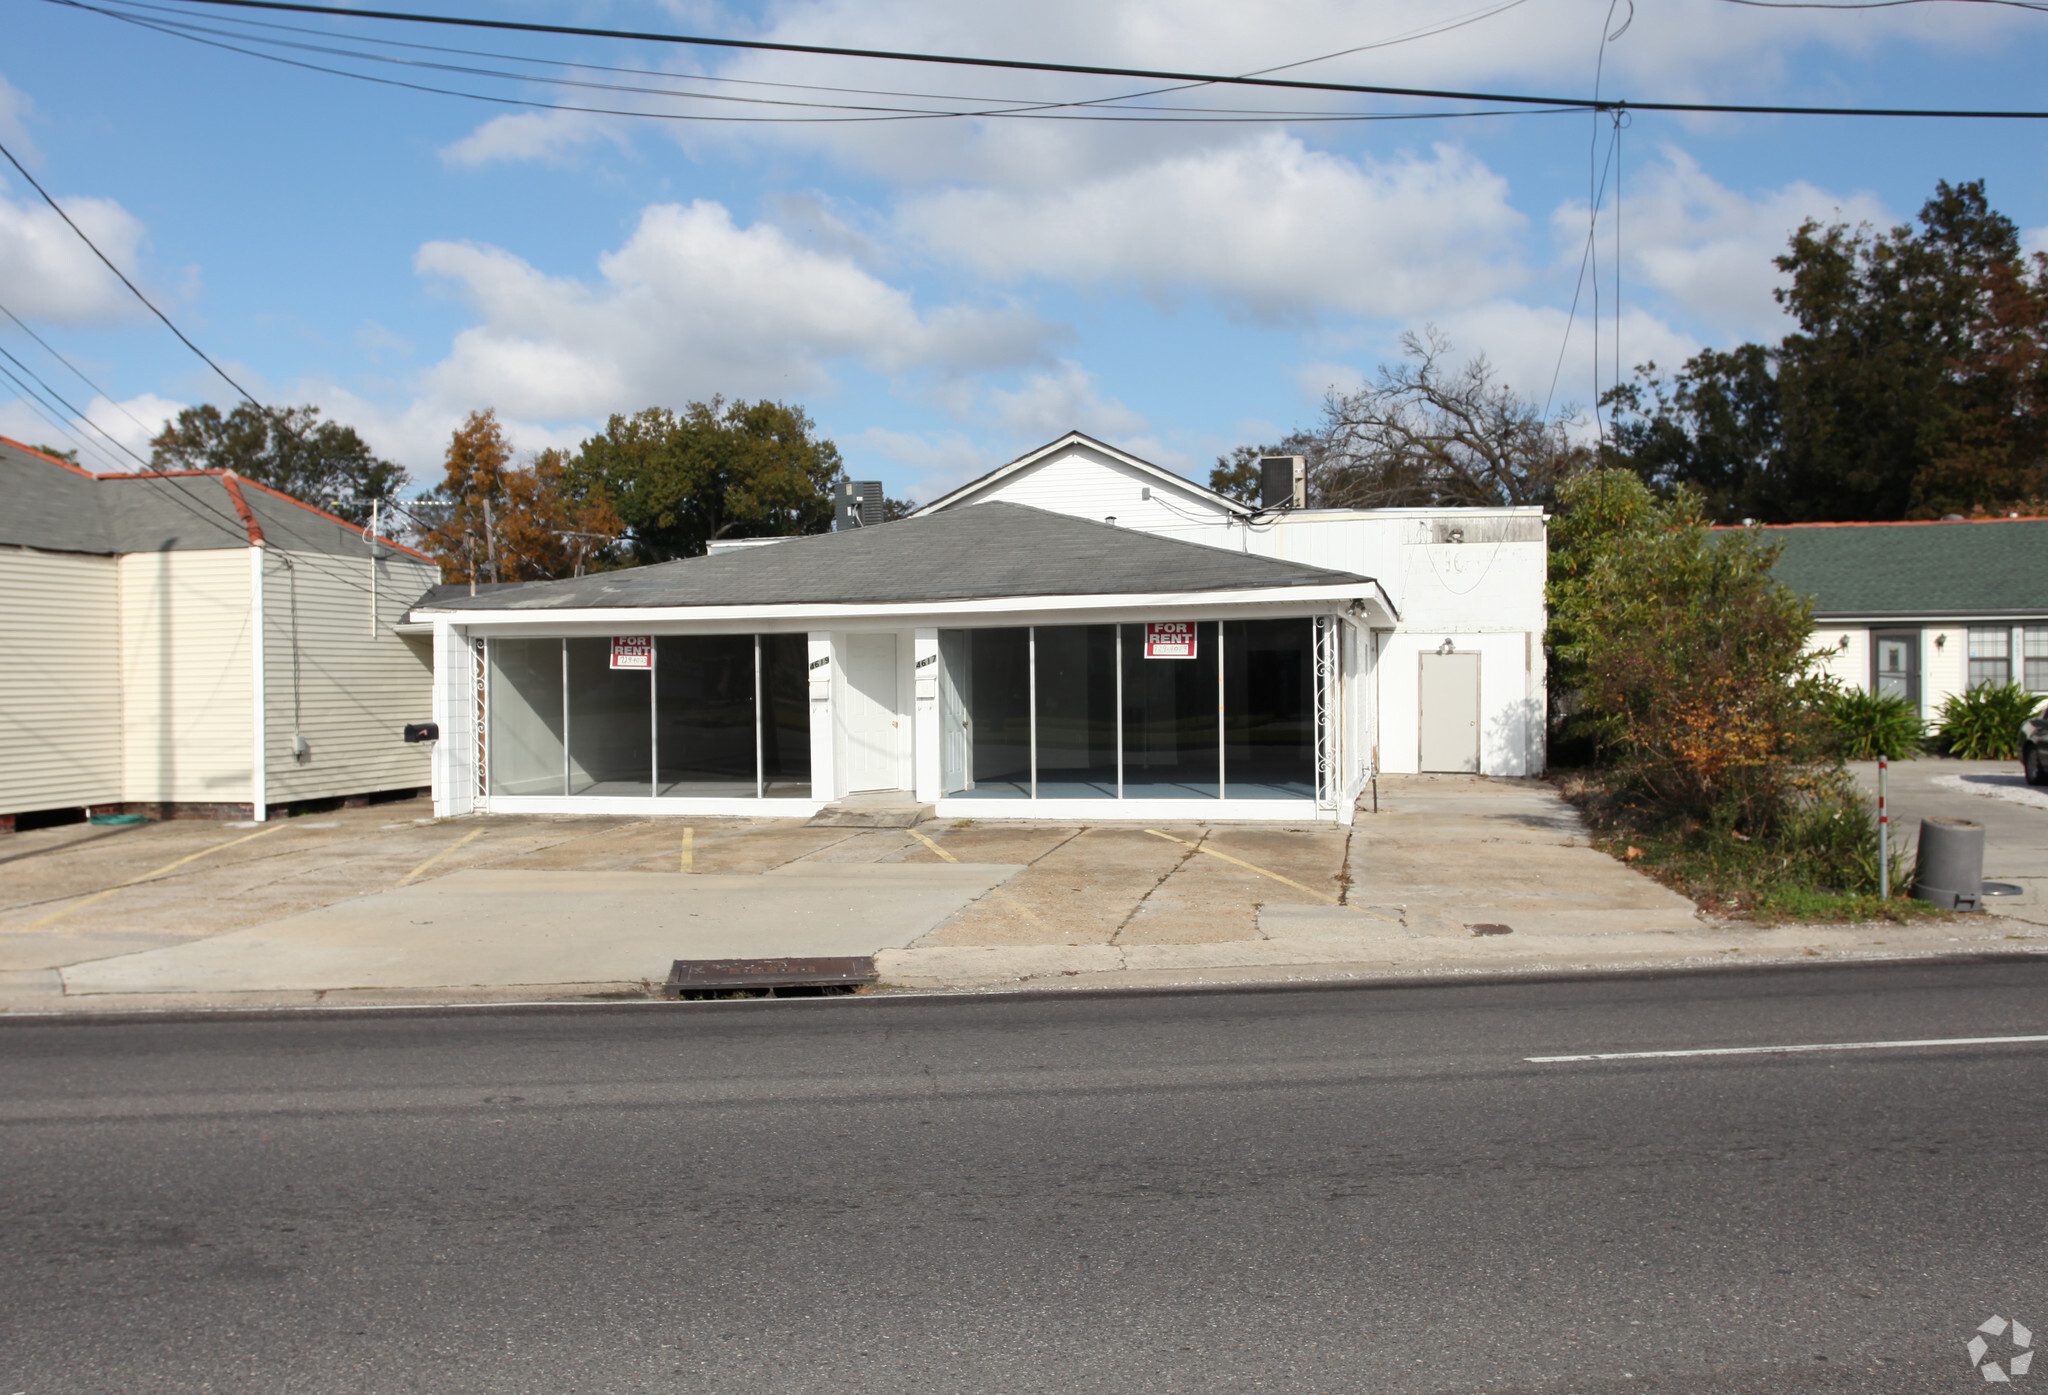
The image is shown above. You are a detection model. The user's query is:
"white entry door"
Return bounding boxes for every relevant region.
[841,633,903,792]
[1418,651,1481,773]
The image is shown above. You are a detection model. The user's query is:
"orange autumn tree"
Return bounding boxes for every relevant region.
[422,410,622,583]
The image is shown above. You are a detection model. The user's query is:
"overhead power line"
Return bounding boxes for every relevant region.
[141,0,2048,118]
[64,0,1570,125]
[0,137,260,405]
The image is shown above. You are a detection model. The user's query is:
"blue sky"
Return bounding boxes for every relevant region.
[5,0,2048,505]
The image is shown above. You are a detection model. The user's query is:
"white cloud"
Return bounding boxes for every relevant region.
[0,182,151,324]
[845,425,992,500]
[905,136,1523,320]
[1556,148,1891,339]
[985,361,1145,440]
[83,393,183,465]
[439,110,630,168]
[0,75,35,163]
[411,199,1052,424]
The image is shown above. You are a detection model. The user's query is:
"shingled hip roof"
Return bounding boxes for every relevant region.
[418,501,1373,613]
[1752,517,2048,619]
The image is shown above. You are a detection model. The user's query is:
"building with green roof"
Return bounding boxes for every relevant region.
[1750,518,2048,716]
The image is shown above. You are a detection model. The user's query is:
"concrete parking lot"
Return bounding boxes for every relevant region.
[2,770,2041,1010]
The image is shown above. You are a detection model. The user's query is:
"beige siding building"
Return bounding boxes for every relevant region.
[1,437,439,829]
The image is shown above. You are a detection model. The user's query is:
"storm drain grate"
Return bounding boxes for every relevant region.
[664,956,878,999]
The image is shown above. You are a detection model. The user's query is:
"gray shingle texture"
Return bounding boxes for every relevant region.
[1,437,414,560]
[1761,518,2048,618]
[424,501,1370,612]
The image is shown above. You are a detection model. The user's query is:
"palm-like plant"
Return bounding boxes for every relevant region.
[1935,683,2047,761]
[1823,688,1924,760]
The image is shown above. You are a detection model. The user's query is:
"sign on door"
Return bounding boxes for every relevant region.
[1143,622,1197,659]
[610,636,653,670]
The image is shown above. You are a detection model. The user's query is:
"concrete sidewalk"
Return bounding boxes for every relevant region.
[1,775,2040,1012]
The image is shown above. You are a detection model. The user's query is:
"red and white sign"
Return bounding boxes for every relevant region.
[1143,621,1197,659]
[610,635,654,670]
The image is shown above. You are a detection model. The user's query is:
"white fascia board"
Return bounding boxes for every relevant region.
[911,432,1250,519]
[415,581,1392,634]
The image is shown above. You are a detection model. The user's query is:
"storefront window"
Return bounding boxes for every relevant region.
[1036,625,1119,798]
[960,628,1031,797]
[760,634,812,798]
[1223,619,1314,798]
[938,620,1319,802]
[488,637,564,796]
[566,637,652,796]
[485,633,810,800]
[655,635,754,795]
[1122,620,1220,798]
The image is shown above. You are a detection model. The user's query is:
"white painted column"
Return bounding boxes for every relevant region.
[248,543,267,822]
[912,627,940,803]
[806,631,836,802]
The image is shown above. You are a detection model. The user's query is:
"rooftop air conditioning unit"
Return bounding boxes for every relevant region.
[1259,455,1306,511]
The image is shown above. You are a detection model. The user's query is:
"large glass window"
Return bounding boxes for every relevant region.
[939,620,1322,802]
[2027,626,2048,692]
[1969,626,2011,689]
[1035,625,1119,798]
[760,634,812,798]
[488,637,564,796]
[655,635,754,795]
[567,637,652,796]
[484,633,810,800]
[1224,619,1314,798]
[1122,620,1221,799]
[961,628,1031,797]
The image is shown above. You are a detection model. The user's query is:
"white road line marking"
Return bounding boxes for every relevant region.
[1528,1034,2048,1063]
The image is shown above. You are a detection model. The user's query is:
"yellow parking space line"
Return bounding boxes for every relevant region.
[907,828,956,863]
[17,823,291,932]
[909,828,1051,930]
[398,828,484,885]
[681,826,694,873]
[1143,829,1393,921]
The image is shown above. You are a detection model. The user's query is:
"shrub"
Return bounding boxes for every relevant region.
[1823,687,1924,760]
[1549,471,1830,835]
[1936,683,2047,760]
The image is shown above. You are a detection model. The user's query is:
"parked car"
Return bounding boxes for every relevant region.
[2026,711,2048,786]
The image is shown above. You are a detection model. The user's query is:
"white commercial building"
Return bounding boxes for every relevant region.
[415,433,1548,825]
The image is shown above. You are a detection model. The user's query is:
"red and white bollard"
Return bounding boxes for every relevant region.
[1877,753,1890,901]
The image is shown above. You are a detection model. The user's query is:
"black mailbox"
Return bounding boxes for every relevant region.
[403,722,439,743]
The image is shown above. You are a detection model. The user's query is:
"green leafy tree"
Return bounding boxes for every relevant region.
[150,403,406,524]
[1606,180,2048,521]
[31,443,80,465]
[1548,469,1831,832]
[567,399,844,563]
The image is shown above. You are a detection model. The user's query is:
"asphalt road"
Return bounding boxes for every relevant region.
[7,963,2048,1393]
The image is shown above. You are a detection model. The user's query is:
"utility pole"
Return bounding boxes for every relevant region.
[483,497,499,585]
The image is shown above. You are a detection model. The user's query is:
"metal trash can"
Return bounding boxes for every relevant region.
[1913,818,1985,912]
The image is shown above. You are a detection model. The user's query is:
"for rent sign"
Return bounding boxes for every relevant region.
[610,636,654,670]
[1143,622,1197,659]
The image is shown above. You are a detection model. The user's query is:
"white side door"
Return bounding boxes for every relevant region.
[841,633,903,792]
[1418,651,1481,773]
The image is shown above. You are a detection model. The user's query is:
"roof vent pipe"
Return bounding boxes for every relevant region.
[1259,455,1305,511]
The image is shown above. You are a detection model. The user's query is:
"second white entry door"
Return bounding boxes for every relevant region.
[841,633,903,792]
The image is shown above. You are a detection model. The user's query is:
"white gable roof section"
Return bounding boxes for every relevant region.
[913,431,1249,526]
